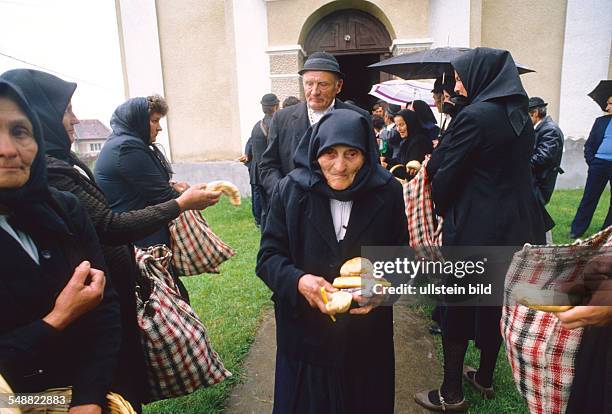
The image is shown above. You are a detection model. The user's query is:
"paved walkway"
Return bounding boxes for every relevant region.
[225,301,442,413]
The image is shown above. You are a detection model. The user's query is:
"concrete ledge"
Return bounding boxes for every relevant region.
[172,161,252,196]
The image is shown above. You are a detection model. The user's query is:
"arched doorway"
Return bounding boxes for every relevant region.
[304,9,392,111]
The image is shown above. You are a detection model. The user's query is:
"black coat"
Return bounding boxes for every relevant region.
[385,132,432,168]
[584,115,612,164]
[0,189,121,408]
[249,116,272,186]
[258,100,370,196]
[532,115,564,204]
[432,101,546,246]
[256,175,407,412]
[47,156,181,405]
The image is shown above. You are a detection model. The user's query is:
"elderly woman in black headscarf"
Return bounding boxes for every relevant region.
[257,109,408,414]
[0,79,120,414]
[414,48,546,412]
[383,109,433,179]
[1,69,221,409]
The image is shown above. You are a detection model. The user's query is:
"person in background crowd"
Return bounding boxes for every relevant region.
[282,96,300,108]
[415,47,546,412]
[240,137,259,225]
[412,100,440,142]
[257,109,407,413]
[570,95,612,238]
[0,78,120,414]
[250,93,280,223]
[528,97,565,243]
[258,52,370,198]
[372,115,388,161]
[380,103,401,160]
[2,69,222,410]
[95,96,221,300]
[372,100,385,117]
[382,109,432,179]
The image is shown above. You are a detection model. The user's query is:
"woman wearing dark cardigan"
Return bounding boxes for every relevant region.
[2,69,221,410]
[414,48,546,412]
[0,78,120,414]
[257,109,408,413]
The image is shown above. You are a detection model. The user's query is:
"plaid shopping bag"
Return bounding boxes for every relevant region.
[501,226,612,414]
[135,245,231,402]
[402,157,444,261]
[169,210,235,276]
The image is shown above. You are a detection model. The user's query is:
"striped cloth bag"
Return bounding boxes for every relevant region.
[169,210,235,276]
[402,157,443,260]
[135,245,231,401]
[501,226,612,414]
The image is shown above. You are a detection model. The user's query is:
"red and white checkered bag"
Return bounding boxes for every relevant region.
[135,245,232,402]
[402,157,443,259]
[169,210,235,276]
[502,226,612,414]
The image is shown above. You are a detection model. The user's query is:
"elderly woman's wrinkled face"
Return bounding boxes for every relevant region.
[394,115,409,138]
[454,71,467,97]
[62,100,80,144]
[0,96,38,189]
[317,145,365,191]
[149,112,163,143]
[606,96,612,115]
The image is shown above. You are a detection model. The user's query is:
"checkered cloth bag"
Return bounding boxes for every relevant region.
[135,245,232,402]
[502,226,612,414]
[169,210,235,276]
[402,157,443,260]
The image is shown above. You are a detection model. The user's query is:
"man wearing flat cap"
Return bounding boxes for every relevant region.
[528,97,565,208]
[247,93,280,225]
[259,51,370,199]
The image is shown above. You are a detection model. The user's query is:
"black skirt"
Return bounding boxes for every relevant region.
[565,326,612,414]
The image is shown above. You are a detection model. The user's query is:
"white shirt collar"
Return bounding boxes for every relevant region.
[307,99,335,126]
[534,119,543,129]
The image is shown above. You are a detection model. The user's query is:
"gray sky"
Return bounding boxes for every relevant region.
[0,0,124,126]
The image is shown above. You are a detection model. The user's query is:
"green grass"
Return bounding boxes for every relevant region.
[143,198,270,414]
[422,188,610,413]
[143,189,610,413]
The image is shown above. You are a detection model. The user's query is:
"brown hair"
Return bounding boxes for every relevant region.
[146,94,168,116]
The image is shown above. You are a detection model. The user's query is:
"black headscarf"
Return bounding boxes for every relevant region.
[0,79,72,236]
[109,97,174,176]
[395,109,424,137]
[450,47,529,136]
[1,69,97,181]
[412,100,437,126]
[290,109,391,202]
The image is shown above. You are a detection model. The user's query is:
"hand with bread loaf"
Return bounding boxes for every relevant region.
[206,180,241,205]
[175,183,222,212]
[297,274,338,316]
[332,257,388,315]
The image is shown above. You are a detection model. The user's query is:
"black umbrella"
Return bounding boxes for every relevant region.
[588,80,612,111]
[368,47,535,80]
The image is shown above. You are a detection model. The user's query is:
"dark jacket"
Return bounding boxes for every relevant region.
[432,102,546,245]
[46,156,181,404]
[385,132,432,168]
[584,115,612,164]
[248,115,272,186]
[0,189,121,408]
[256,176,406,409]
[95,98,179,247]
[258,100,370,196]
[531,115,564,204]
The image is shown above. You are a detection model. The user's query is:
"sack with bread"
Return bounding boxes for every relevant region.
[501,226,612,414]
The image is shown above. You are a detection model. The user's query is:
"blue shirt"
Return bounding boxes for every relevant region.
[595,119,612,161]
